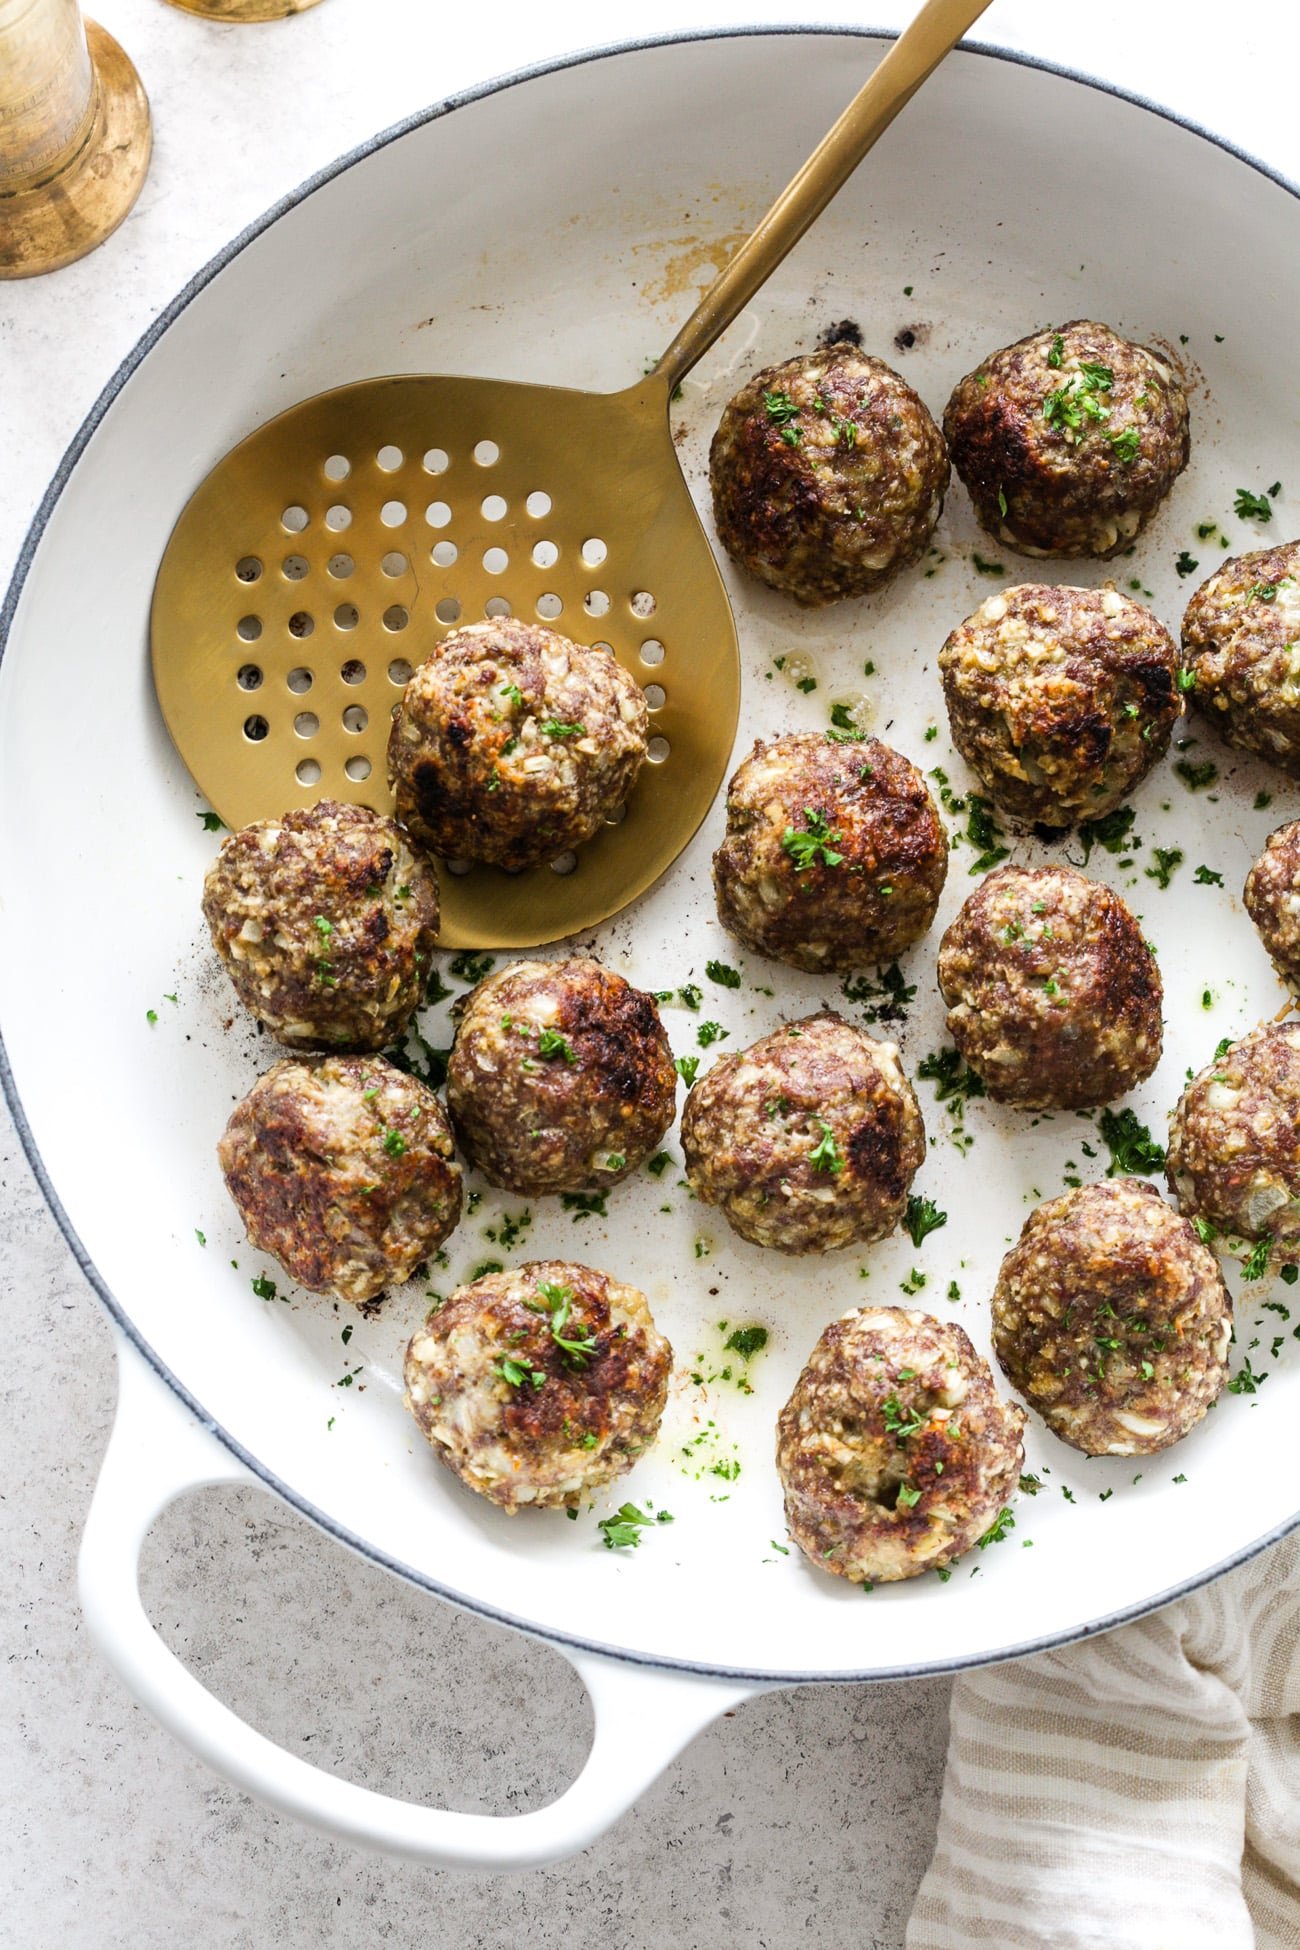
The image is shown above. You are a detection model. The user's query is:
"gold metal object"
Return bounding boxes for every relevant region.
[161,0,325,19]
[151,0,990,949]
[0,2,151,279]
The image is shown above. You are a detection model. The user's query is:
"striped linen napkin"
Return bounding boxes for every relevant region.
[906,1530,1300,1949]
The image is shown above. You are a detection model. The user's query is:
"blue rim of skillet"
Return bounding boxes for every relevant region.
[3,25,1298,1686]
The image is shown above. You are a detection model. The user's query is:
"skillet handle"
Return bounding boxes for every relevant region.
[79,1331,762,1867]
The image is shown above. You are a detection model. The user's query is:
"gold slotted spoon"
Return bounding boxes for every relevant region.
[152,0,991,949]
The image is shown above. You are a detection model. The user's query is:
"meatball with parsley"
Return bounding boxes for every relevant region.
[1181,540,1300,779]
[712,731,948,971]
[680,1011,926,1254]
[709,346,949,606]
[944,319,1189,557]
[404,1260,671,1512]
[1167,1022,1300,1268]
[776,1308,1026,1584]
[445,958,676,1196]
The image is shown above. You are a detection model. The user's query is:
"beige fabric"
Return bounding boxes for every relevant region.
[907,1530,1300,1950]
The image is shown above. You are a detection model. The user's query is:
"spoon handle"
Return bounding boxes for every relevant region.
[650,0,993,392]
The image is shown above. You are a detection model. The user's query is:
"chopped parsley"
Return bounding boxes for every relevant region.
[1175,757,1218,792]
[1234,486,1273,522]
[1242,1238,1273,1282]
[537,1027,576,1063]
[1098,1107,1165,1178]
[725,1325,769,1359]
[1193,865,1224,886]
[904,1195,948,1247]
[1226,1356,1267,1392]
[251,1273,279,1301]
[918,1046,986,1107]
[197,810,224,831]
[828,701,860,739]
[381,1129,407,1158]
[1176,667,1197,694]
[963,794,1009,874]
[782,808,844,871]
[881,1394,926,1442]
[972,552,1005,576]
[977,1508,1015,1548]
[808,1118,844,1175]
[498,681,525,707]
[494,1355,546,1390]
[706,960,742,989]
[1246,582,1278,604]
[763,390,799,425]
[598,1503,672,1549]
[675,1055,700,1087]
[697,1021,728,1047]
[646,1152,672,1177]
[1145,846,1183,890]
[449,951,495,984]
[840,962,916,1025]
[530,1279,598,1364]
[678,984,703,1011]
[1107,427,1141,463]
[1175,551,1199,578]
[1077,805,1136,864]
[796,674,817,693]
[540,719,586,739]
[1042,359,1113,442]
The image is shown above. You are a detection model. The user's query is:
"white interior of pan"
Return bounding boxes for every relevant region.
[4,31,1300,1681]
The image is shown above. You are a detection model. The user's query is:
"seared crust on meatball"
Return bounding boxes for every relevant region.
[711,732,948,972]
[1245,820,1300,990]
[937,865,1163,1110]
[1181,541,1300,778]
[944,319,1190,558]
[679,1012,925,1254]
[939,584,1180,829]
[445,958,676,1196]
[387,618,648,869]
[709,347,949,606]
[992,1180,1231,1457]
[1167,1023,1300,1263]
[776,1308,1025,1584]
[202,801,439,1050]
[403,1260,671,1512]
[218,1054,462,1305]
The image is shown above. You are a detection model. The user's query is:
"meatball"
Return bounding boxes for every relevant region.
[202,801,439,1050]
[944,319,1190,558]
[937,864,1162,1110]
[776,1308,1025,1585]
[711,732,947,972]
[445,958,676,1196]
[1245,819,1300,990]
[1167,1023,1300,1264]
[709,346,949,606]
[403,1260,671,1511]
[992,1180,1231,1457]
[387,617,648,870]
[679,1012,925,1254]
[939,584,1180,829]
[1181,541,1300,778]
[218,1054,462,1304]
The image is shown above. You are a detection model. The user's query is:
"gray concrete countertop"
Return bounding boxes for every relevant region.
[2,4,1293,1943]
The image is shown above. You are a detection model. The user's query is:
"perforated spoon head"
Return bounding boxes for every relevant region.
[152,375,736,949]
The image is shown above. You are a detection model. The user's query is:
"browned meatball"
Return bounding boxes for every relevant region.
[202,801,439,1050]
[711,732,947,972]
[218,1054,462,1305]
[1182,541,1300,778]
[939,584,1180,829]
[445,958,676,1196]
[388,617,648,869]
[937,864,1163,1110]
[992,1180,1231,1456]
[944,319,1190,557]
[403,1261,671,1511]
[679,1012,926,1254]
[1167,1023,1300,1265]
[776,1308,1025,1584]
[709,347,949,606]
[1245,819,1300,990]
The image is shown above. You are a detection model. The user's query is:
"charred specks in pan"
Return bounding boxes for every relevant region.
[895,323,931,353]
[818,317,863,349]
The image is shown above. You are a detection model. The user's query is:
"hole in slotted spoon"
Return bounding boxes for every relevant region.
[294,712,319,739]
[388,659,413,685]
[426,501,452,529]
[377,444,404,472]
[631,590,657,618]
[584,589,611,617]
[341,660,366,685]
[647,735,670,763]
[325,505,351,531]
[237,615,262,642]
[605,803,627,827]
[296,758,321,785]
[532,539,558,569]
[537,593,563,620]
[484,597,512,619]
[281,505,308,533]
[446,858,472,876]
[481,495,507,522]
[483,547,508,575]
[474,440,500,466]
[235,556,262,583]
[581,537,607,567]
[282,555,309,581]
[236,664,262,690]
[423,448,449,475]
[641,638,665,666]
[432,541,458,567]
[334,604,359,631]
[525,490,551,518]
[323,454,350,482]
[328,553,353,578]
[435,598,461,625]
[550,852,578,876]
[380,500,407,528]
[382,552,408,577]
[244,715,269,741]
[342,705,368,733]
[644,684,666,710]
[288,611,314,638]
[287,667,313,693]
[383,605,409,632]
[345,754,373,781]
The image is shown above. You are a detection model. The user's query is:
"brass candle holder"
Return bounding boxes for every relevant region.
[0,0,151,279]
[162,0,325,19]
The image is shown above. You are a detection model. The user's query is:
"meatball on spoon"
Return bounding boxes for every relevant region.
[153,0,991,950]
